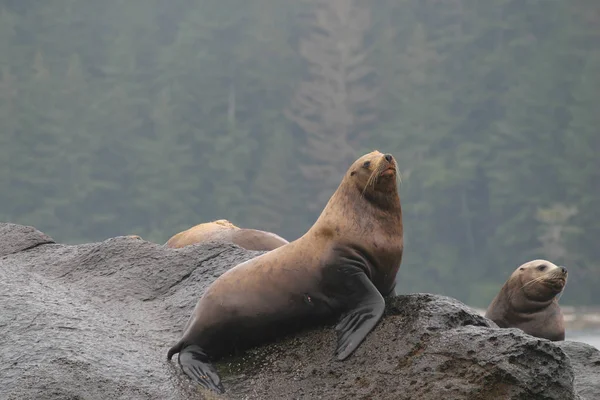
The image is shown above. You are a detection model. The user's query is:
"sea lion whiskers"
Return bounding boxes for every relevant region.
[520,274,548,290]
[361,155,396,197]
[520,268,565,291]
[362,168,379,197]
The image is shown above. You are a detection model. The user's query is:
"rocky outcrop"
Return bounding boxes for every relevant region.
[220,295,579,400]
[557,341,600,400]
[0,222,597,400]
[0,222,55,257]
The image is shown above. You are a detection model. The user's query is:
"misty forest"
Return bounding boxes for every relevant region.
[0,0,598,307]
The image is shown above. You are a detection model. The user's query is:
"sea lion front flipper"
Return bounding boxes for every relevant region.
[334,265,385,361]
[178,345,225,394]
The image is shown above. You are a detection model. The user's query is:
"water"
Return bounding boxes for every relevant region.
[566,329,600,350]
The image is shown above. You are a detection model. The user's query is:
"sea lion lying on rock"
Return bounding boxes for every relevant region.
[167,150,403,393]
[165,219,288,251]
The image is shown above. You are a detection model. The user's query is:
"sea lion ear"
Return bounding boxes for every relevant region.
[350,171,356,176]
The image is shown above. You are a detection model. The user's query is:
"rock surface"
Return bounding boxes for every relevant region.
[0,222,55,257]
[557,341,600,400]
[0,222,597,400]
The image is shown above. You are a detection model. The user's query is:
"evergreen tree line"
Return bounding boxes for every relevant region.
[0,0,598,306]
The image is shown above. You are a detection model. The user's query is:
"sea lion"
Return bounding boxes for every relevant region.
[166,150,403,393]
[165,219,288,251]
[485,259,568,341]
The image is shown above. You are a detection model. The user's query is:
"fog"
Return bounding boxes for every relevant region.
[1,0,598,307]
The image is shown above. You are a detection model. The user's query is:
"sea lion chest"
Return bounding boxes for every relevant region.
[511,302,565,341]
[355,234,403,296]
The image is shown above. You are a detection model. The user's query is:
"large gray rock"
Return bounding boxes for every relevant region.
[0,222,54,257]
[0,222,594,399]
[0,224,256,400]
[221,295,578,399]
[557,341,600,400]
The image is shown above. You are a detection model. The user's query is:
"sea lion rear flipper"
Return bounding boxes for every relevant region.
[178,345,225,394]
[334,265,385,361]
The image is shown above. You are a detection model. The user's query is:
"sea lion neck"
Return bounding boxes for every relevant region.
[521,290,560,309]
[508,283,556,313]
[306,173,402,241]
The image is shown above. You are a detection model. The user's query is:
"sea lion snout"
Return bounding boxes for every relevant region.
[381,153,395,167]
[378,153,397,177]
[560,266,568,274]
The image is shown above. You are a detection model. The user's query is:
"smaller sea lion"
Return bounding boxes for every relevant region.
[485,259,568,341]
[164,219,288,251]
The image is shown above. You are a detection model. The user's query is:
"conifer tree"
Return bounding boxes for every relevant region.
[286,0,377,212]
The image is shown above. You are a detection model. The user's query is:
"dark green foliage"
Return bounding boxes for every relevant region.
[0,0,598,305]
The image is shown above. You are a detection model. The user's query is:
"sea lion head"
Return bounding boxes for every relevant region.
[509,259,568,308]
[347,150,399,207]
[310,149,403,248]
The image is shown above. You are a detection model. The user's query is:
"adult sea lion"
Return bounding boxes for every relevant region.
[485,259,568,341]
[164,219,288,251]
[166,150,403,393]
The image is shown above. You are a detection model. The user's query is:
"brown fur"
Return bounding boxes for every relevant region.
[165,219,288,251]
[485,259,568,341]
[183,151,403,327]
[168,150,403,387]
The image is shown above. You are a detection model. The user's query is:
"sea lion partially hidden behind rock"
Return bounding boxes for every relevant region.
[166,150,403,394]
[485,259,568,341]
[164,219,288,251]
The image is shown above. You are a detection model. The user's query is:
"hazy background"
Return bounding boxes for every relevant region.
[1,0,598,308]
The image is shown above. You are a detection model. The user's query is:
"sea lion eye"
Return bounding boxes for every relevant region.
[537,265,547,271]
[363,161,371,168]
